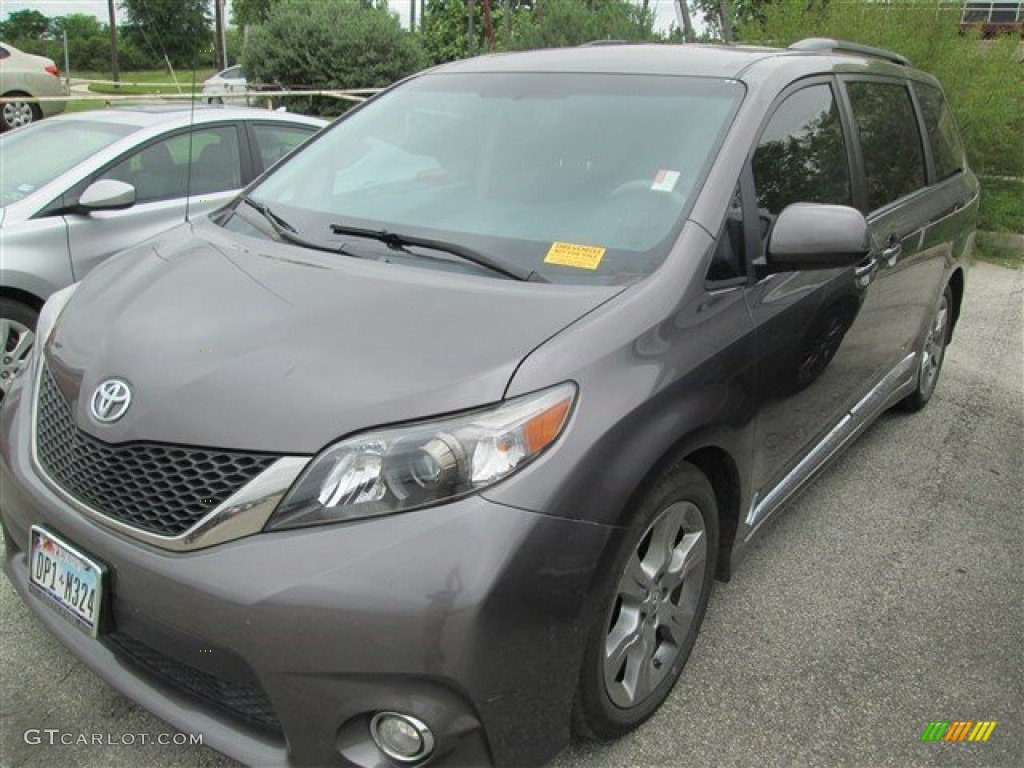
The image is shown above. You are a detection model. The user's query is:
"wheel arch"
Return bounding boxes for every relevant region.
[612,432,744,584]
[0,285,45,313]
[947,267,965,342]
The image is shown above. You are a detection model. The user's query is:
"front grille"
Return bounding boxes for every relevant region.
[35,367,278,536]
[106,631,282,734]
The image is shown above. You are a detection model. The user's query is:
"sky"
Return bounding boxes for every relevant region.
[0,0,691,35]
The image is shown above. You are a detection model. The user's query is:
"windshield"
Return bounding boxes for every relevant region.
[245,72,743,284]
[0,120,137,205]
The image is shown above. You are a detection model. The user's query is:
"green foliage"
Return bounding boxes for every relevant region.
[1,11,120,73]
[421,0,657,64]
[232,0,275,28]
[509,0,658,51]
[740,1,1024,185]
[979,178,1024,233]
[0,9,50,40]
[243,0,427,116]
[119,0,212,68]
[49,13,105,40]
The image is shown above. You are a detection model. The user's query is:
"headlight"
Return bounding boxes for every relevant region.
[266,382,576,530]
[36,283,78,349]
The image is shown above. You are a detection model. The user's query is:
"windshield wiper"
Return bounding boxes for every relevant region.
[241,197,360,259]
[328,223,547,283]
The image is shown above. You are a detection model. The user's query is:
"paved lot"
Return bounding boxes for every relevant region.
[2,262,1021,768]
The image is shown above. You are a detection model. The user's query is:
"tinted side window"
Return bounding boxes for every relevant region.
[846,81,926,210]
[101,126,242,202]
[752,84,852,218]
[913,83,965,182]
[251,124,315,172]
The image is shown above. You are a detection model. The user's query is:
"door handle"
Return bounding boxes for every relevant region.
[854,257,879,288]
[881,236,902,267]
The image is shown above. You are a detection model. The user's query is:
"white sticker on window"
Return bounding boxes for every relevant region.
[651,169,680,192]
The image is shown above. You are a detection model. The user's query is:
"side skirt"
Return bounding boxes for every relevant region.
[744,352,917,540]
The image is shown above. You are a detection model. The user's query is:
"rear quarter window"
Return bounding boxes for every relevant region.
[913,82,966,183]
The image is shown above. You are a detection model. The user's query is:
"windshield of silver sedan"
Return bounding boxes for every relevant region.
[0,120,136,206]
[241,72,743,284]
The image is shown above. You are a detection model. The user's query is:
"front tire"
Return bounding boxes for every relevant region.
[1,93,42,131]
[1,299,38,403]
[900,286,952,412]
[573,460,718,740]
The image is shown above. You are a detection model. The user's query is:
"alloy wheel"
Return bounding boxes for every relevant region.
[919,293,949,400]
[2,101,35,129]
[603,500,707,709]
[1,318,34,401]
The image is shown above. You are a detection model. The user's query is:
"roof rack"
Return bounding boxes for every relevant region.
[579,40,635,47]
[788,38,911,67]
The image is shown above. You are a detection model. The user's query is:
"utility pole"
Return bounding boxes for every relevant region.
[214,0,225,69]
[410,0,416,31]
[107,0,120,82]
[219,0,229,66]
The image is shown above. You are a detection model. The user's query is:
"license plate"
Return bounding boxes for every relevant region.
[29,526,105,637]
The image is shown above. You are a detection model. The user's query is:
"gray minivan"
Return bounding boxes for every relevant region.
[1,40,976,767]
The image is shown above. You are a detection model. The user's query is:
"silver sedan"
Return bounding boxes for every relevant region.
[0,105,326,399]
[0,42,70,130]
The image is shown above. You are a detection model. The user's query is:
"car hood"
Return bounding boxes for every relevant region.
[44,221,618,454]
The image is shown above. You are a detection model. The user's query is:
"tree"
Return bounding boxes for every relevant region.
[49,13,104,39]
[118,0,211,68]
[692,0,768,40]
[509,0,657,51]
[232,0,275,27]
[675,0,696,42]
[243,0,427,116]
[0,9,51,40]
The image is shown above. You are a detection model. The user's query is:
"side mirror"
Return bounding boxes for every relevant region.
[765,203,871,272]
[78,179,136,212]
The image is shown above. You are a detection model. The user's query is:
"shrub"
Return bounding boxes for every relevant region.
[242,0,427,117]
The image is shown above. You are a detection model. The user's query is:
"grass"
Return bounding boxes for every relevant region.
[978,178,1024,234]
[71,69,214,96]
[975,233,1024,270]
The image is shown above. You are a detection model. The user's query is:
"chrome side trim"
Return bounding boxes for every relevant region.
[29,363,309,552]
[745,353,916,537]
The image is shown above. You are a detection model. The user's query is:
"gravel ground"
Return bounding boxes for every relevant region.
[2,262,1021,768]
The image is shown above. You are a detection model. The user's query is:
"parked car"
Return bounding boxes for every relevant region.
[0,42,70,130]
[1,40,976,768]
[0,105,326,399]
[202,64,248,105]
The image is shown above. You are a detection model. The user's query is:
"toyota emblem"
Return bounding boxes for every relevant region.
[90,379,132,423]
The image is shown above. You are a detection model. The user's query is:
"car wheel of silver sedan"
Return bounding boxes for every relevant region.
[1,93,41,131]
[573,460,718,740]
[901,285,952,412]
[0,300,38,402]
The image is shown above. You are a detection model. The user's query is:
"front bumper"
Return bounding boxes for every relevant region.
[1,374,615,767]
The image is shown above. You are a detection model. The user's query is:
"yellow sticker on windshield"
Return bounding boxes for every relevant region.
[544,242,606,270]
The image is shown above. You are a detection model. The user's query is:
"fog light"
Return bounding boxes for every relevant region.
[369,712,435,762]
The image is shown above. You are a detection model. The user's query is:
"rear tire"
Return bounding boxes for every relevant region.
[0,299,39,403]
[573,460,718,740]
[900,286,952,412]
[1,93,42,131]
